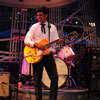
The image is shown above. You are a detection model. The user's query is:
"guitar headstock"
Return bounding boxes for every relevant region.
[64,31,82,44]
[69,31,79,38]
[64,31,79,40]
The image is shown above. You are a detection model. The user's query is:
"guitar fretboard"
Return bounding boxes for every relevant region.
[45,39,59,47]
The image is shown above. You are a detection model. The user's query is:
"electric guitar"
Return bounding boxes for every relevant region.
[24,34,76,64]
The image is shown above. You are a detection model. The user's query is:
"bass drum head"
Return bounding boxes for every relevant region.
[42,57,68,88]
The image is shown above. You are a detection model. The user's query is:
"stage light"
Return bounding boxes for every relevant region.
[75,21,78,24]
[89,22,96,27]
[19,0,23,2]
[46,0,51,1]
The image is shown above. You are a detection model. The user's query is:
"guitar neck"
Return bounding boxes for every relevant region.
[45,39,59,47]
[44,33,78,47]
[70,35,89,45]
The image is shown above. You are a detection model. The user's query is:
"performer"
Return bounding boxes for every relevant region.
[24,6,63,100]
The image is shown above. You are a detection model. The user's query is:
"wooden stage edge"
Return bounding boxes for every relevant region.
[12,86,88,100]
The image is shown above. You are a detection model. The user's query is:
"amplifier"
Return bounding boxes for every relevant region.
[0,72,10,97]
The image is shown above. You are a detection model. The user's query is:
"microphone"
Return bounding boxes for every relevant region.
[34,15,37,19]
[29,15,38,29]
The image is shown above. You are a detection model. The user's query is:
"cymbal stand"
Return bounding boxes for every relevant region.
[66,61,77,89]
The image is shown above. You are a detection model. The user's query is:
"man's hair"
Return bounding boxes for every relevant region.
[37,6,49,15]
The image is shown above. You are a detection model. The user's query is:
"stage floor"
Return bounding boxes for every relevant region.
[11,85,88,100]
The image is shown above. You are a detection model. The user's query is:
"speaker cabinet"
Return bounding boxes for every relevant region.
[0,72,10,97]
[89,48,100,90]
[90,48,100,70]
[88,47,100,98]
[90,70,100,91]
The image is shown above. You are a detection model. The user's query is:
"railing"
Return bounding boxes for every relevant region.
[0,38,24,62]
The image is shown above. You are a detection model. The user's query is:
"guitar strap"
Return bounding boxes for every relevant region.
[48,23,51,42]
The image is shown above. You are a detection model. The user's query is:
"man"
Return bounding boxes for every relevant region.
[24,6,63,100]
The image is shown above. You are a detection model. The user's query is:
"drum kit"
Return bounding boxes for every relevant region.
[42,45,77,89]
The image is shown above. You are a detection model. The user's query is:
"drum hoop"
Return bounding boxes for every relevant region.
[58,46,75,61]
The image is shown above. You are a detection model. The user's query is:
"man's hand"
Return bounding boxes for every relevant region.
[34,43,46,50]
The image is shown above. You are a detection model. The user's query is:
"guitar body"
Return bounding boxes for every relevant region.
[24,39,50,64]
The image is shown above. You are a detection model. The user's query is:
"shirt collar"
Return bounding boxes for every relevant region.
[39,21,48,26]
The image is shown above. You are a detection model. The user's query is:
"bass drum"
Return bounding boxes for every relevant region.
[42,57,68,88]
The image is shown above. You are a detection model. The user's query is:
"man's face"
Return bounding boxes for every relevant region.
[36,12,48,23]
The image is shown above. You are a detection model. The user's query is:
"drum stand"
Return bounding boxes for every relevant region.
[65,61,77,89]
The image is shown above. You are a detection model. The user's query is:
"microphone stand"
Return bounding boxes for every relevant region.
[16,10,22,100]
[29,16,37,30]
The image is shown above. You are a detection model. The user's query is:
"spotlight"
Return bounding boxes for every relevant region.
[19,0,23,2]
[46,0,51,1]
[75,21,78,24]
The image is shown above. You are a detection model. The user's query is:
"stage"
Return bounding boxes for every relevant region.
[11,85,88,100]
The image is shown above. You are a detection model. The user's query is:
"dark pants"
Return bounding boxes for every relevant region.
[33,53,58,100]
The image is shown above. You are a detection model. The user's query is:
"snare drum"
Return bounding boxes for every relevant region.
[42,57,68,88]
[58,46,75,62]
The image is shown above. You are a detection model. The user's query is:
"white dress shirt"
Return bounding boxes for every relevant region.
[24,21,59,51]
